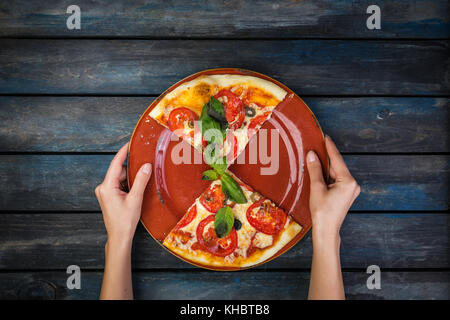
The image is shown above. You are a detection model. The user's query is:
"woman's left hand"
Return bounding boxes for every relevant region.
[95,143,152,245]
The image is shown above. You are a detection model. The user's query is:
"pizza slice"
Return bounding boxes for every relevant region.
[149,74,287,164]
[163,172,302,268]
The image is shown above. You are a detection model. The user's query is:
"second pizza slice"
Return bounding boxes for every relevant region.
[149,74,287,165]
[163,172,302,269]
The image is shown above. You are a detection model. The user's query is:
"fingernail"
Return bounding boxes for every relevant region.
[307,151,317,163]
[142,163,151,175]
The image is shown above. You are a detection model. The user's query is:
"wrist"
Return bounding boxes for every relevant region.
[105,236,133,253]
[312,226,341,250]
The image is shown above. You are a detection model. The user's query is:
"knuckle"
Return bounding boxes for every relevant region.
[95,184,105,196]
[346,179,359,191]
[355,184,361,196]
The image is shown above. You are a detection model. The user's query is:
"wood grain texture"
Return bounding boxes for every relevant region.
[0,155,447,211]
[0,213,448,270]
[0,97,448,153]
[0,40,448,95]
[0,271,448,300]
[0,0,448,39]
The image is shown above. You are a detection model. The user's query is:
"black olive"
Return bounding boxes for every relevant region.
[233,218,242,231]
[245,106,256,117]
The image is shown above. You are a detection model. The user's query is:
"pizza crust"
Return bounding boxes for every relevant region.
[149,74,287,122]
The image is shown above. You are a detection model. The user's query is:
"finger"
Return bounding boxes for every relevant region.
[306,151,327,194]
[329,165,337,181]
[119,166,129,192]
[119,165,127,183]
[104,143,129,187]
[352,183,361,202]
[325,136,352,179]
[128,163,152,202]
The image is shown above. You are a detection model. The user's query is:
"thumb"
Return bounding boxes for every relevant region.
[306,151,326,194]
[128,163,152,202]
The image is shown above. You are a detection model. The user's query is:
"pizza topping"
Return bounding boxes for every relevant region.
[199,99,225,145]
[247,112,270,138]
[249,191,263,203]
[172,230,193,245]
[224,132,238,161]
[220,172,247,204]
[233,218,242,231]
[206,97,227,126]
[199,183,225,213]
[214,89,245,130]
[244,105,256,117]
[167,107,198,133]
[175,204,197,230]
[197,215,238,257]
[253,232,273,249]
[246,198,287,235]
[201,169,219,181]
[214,206,234,238]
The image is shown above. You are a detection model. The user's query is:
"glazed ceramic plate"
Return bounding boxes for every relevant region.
[128,68,328,271]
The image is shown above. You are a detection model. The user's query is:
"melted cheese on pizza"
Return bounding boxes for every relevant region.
[150,74,286,118]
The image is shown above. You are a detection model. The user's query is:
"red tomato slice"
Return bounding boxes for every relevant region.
[199,184,225,213]
[214,89,245,130]
[167,107,199,135]
[196,215,238,257]
[175,205,197,230]
[225,132,238,161]
[246,198,287,235]
[247,114,268,138]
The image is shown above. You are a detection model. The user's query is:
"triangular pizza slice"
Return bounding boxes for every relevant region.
[148,74,287,165]
[163,172,302,269]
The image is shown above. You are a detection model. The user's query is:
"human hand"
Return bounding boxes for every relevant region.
[95,143,152,247]
[306,136,360,244]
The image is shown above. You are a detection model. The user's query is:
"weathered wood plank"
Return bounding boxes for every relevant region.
[0,40,447,95]
[0,271,448,300]
[0,97,447,153]
[0,155,447,211]
[0,0,448,39]
[0,213,448,269]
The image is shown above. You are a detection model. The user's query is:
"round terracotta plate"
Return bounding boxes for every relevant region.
[128,68,328,271]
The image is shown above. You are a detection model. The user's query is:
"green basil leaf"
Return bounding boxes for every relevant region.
[207,97,227,125]
[220,173,247,204]
[201,169,219,180]
[214,206,234,238]
[199,101,224,145]
[201,117,222,144]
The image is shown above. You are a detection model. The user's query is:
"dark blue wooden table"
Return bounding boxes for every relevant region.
[0,0,448,299]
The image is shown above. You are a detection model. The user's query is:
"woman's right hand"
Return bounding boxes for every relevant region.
[306,136,360,244]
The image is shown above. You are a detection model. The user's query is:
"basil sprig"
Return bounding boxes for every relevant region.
[214,206,234,238]
[200,95,247,205]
